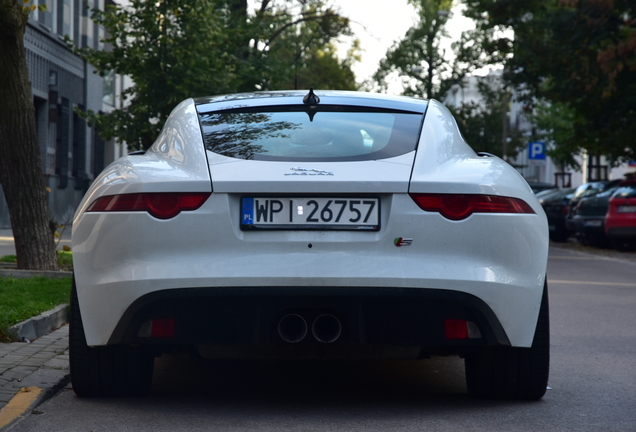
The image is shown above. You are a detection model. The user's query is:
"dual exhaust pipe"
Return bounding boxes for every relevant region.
[278,313,341,344]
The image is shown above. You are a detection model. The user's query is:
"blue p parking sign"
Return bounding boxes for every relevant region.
[528,141,546,160]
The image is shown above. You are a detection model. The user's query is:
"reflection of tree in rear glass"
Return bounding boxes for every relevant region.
[200,112,299,160]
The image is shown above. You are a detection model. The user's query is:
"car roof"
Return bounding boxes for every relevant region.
[193,90,430,114]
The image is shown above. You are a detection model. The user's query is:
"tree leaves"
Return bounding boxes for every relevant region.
[465,0,636,164]
[71,0,356,150]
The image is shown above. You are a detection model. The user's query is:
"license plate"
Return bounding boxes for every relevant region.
[618,205,636,213]
[584,219,603,227]
[241,197,380,230]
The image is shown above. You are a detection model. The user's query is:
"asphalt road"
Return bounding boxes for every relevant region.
[0,229,72,258]
[7,244,636,431]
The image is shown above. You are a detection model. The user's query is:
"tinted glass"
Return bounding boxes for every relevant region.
[573,182,607,199]
[613,185,636,199]
[198,107,422,161]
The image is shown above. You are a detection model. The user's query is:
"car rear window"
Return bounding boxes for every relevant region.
[613,185,636,199]
[197,106,423,161]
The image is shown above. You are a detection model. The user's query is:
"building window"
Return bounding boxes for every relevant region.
[57,0,72,36]
[93,130,105,176]
[103,70,116,106]
[72,110,87,190]
[82,0,94,49]
[56,98,71,189]
[39,0,54,30]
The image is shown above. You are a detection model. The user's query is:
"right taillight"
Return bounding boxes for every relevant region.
[409,193,535,221]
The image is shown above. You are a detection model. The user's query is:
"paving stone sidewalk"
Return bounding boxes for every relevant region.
[0,325,69,411]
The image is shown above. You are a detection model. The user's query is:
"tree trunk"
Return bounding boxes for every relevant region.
[0,4,59,270]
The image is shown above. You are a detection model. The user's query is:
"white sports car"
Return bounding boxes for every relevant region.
[70,90,549,400]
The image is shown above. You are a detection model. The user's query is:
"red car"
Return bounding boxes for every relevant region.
[605,180,636,251]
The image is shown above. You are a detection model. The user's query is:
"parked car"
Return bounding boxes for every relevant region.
[540,188,575,242]
[565,180,622,232]
[605,180,636,251]
[527,181,557,194]
[569,186,619,247]
[70,90,549,400]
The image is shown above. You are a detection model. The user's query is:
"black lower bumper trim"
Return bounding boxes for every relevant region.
[107,286,510,352]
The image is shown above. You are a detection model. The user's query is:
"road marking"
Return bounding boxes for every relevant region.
[0,387,42,429]
[549,279,636,287]
[549,255,615,260]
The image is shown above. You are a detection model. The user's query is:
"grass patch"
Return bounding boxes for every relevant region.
[57,250,73,270]
[0,255,16,263]
[0,251,73,269]
[0,276,72,342]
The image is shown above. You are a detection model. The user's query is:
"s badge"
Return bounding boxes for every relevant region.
[394,237,413,247]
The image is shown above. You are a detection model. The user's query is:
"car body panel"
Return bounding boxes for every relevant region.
[73,99,212,219]
[606,181,636,239]
[72,91,548,354]
[205,151,415,194]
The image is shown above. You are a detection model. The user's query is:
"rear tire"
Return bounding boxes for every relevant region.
[465,281,550,400]
[549,229,569,242]
[70,278,154,397]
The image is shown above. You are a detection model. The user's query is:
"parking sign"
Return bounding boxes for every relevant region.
[528,141,546,160]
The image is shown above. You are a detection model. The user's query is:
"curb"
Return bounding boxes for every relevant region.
[7,304,69,343]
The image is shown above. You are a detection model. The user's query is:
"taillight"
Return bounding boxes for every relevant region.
[87,192,211,219]
[561,204,570,215]
[409,193,535,221]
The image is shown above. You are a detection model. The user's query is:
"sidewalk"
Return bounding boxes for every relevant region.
[0,228,73,428]
[0,326,69,429]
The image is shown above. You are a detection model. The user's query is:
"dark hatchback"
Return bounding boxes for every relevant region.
[569,186,619,247]
[540,188,575,242]
[565,180,622,232]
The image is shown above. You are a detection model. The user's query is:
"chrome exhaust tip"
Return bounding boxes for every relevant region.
[278,314,308,343]
[312,314,342,343]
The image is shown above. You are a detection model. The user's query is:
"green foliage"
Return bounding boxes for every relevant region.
[373,0,486,100]
[69,0,237,149]
[70,0,357,150]
[0,277,72,342]
[0,255,16,263]
[450,75,525,159]
[463,0,636,163]
[267,13,359,91]
[57,250,73,270]
[532,101,581,170]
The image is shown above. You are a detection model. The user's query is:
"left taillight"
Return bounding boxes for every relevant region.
[86,192,211,219]
[409,193,535,221]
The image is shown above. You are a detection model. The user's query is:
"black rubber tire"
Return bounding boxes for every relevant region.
[549,230,569,243]
[465,280,550,400]
[70,278,154,397]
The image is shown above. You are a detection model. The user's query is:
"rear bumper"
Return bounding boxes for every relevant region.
[607,226,636,238]
[571,216,605,234]
[108,286,510,359]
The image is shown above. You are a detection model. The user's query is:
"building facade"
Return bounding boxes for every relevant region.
[0,0,125,228]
